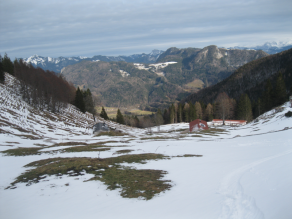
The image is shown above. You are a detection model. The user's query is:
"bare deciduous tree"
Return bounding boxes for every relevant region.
[215,92,235,124]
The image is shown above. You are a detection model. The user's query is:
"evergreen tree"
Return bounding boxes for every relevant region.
[163,109,169,124]
[116,109,125,124]
[0,55,4,83]
[262,79,273,112]
[74,87,85,113]
[274,72,287,106]
[134,116,140,127]
[205,103,213,121]
[177,103,183,123]
[2,53,14,75]
[253,98,262,118]
[169,104,175,124]
[236,94,253,122]
[83,88,96,114]
[183,103,189,122]
[154,109,164,126]
[100,106,109,120]
[189,102,197,121]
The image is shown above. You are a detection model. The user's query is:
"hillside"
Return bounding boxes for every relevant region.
[61,61,185,109]
[156,45,269,86]
[1,72,292,218]
[62,45,268,109]
[183,48,292,105]
[0,73,145,139]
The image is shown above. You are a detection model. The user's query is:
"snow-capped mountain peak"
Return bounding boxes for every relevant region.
[22,50,165,73]
[228,39,292,54]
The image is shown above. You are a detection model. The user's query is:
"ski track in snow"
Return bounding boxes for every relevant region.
[218,149,292,219]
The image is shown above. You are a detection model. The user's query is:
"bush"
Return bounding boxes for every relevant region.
[285,111,292,117]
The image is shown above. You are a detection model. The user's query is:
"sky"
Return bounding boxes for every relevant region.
[1,0,292,59]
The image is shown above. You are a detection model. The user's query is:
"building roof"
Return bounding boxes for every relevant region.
[212,119,246,123]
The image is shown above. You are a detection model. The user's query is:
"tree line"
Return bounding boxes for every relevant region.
[0,53,15,84]
[1,53,97,115]
[99,71,288,128]
[12,59,76,112]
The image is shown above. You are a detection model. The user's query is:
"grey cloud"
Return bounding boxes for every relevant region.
[1,0,291,59]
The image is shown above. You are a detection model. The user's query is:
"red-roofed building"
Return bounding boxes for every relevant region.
[212,119,247,126]
[189,119,209,132]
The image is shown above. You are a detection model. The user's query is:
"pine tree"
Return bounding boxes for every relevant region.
[189,102,197,121]
[183,103,189,122]
[163,109,169,124]
[254,98,262,118]
[2,53,14,75]
[236,94,253,122]
[154,109,164,126]
[169,104,175,124]
[116,109,125,124]
[205,103,213,121]
[262,79,273,112]
[74,87,85,113]
[0,55,4,83]
[83,88,96,114]
[274,72,287,106]
[100,106,109,120]
[177,104,183,123]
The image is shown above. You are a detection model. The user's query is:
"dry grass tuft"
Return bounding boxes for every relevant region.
[7,153,170,200]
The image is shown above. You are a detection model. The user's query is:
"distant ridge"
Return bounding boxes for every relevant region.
[228,40,292,54]
[61,45,269,109]
[183,48,292,105]
[22,50,164,73]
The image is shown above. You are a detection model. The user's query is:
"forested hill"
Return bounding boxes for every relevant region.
[183,48,292,105]
[155,45,268,86]
[61,61,184,109]
[61,45,269,109]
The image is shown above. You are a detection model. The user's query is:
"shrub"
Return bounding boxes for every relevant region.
[285,111,292,117]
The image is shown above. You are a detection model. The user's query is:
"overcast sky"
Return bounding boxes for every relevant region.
[1,0,292,59]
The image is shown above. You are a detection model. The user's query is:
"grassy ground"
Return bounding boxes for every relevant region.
[1,141,119,156]
[7,153,171,200]
[113,149,134,154]
[183,79,204,92]
[94,131,126,137]
[95,106,153,119]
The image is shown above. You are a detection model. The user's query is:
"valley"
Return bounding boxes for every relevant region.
[1,72,292,219]
[61,45,268,110]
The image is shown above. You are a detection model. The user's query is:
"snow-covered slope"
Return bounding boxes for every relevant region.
[0,73,292,219]
[0,74,145,141]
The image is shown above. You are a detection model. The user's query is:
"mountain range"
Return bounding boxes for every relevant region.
[228,40,292,54]
[183,47,292,106]
[61,45,268,109]
[23,50,164,73]
[22,41,292,73]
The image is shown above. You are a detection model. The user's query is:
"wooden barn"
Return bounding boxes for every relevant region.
[212,119,247,126]
[189,119,209,132]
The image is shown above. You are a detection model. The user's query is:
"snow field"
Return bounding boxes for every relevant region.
[1,73,292,219]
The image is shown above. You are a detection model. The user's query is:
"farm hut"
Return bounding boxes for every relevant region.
[189,119,209,132]
[93,122,109,134]
[212,119,246,126]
